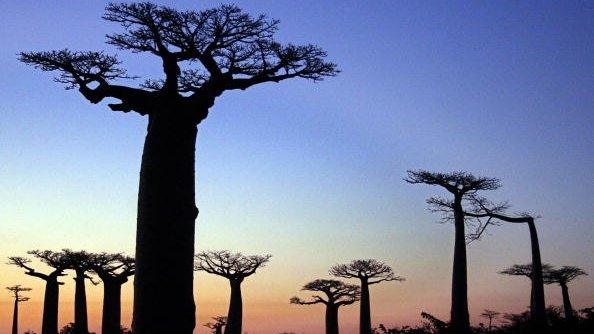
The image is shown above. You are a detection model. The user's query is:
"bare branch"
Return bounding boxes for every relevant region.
[194,250,271,280]
[330,259,405,285]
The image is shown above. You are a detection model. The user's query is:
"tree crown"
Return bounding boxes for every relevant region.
[6,285,32,301]
[544,266,587,285]
[499,263,554,279]
[194,250,271,281]
[290,279,360,306]
[329,259,404,284]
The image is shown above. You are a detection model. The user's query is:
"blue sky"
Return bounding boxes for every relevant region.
[1,1,593,333]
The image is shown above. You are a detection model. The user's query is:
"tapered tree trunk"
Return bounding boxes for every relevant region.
[132,112,198,334]
[359,278,371,334]
[42,279,60,334]
[102,281,122,334]
[451,198,470,333]
[12,298,18,334]
[560,283,574,321]
[325,304,339,334]
[224,280,243,334]
[527,220,547,329]
[74,273,89,334]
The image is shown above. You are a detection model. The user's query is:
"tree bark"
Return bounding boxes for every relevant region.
[132,111,199,334]
[74,273,89,334]
[527,220,547,330]
[42,279,60,334]
[359,278,371,334]
[12,298,18,334]
[325,304,339,334]
[450,197,470,333]
[224,280,243,334]
[102,281,122,334]
[560,283,574,321]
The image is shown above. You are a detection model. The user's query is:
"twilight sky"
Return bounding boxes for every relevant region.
[1,1,593,333]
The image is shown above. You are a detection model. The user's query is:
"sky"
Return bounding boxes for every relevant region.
[1,0,593,333]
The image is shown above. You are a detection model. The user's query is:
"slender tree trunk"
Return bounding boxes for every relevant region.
[12,298,18,334]
[527,220,547,329]
[132,112,199,334]
[42,279,60,334]
[325,304,339,334]
[102,281,122,334]
[224,280,243,334]
[560,283,574,321]
[451,198,470,333]
[359,278,371,334]
[74,273,89,334]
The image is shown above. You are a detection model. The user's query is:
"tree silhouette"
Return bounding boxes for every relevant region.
[87,253,135,334]
[62,249,98,334]
[19,3,336,332]
[204,316,227,334]
[8,250,69,334]
[480,310,500,332]
[7,285,32,334]
[330,259,404,334]
[544,266,587,322]
[404,170,500,333]
[194,250,271,334]
[290,279,360,334]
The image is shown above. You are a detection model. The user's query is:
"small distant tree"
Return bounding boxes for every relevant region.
[7,285,32,334]
[62,249,98,334]
[330,259,404,334]
[405,170,500,333]
[87,253,135,334]
[8,251,68,334]
[499,263,554,315]
[480,310,500,332]
[204,316,227,334]
[290,279,360,334]
[544,266,587,322]
[194,251,271,334]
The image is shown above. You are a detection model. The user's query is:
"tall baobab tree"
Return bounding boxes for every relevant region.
[88,253,135,334]
[329,259,404,334]
[19,3,337,332]
[544,266,587,322]
[204,316,227,334]
[404,170,500,333]
[480,310,500,332]
[7,250,68,334]
[290,279,360,334]
[62,249,97,334]
[7,285,32,334]
[194,250,271,334]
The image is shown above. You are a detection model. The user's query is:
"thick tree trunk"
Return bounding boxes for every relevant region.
[560,283,574,321]
[74,273,89,334]
[42,279,60,334]
[527,220,547,329]
[359,279,371,334]
[12,298,18,334]
[224,281,243,334]
[450,198,470,333]
[132,112,198,334]
[325,304,339,334]
[102,282,122,334]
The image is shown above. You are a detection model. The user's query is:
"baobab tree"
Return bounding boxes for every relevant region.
[290,279,360,334]
[330,259,404,334]
[194,250,271,334]
[7,250,69,334]
[480,310,500,332]
[204,316,227,334]
[404,170,500,333]
[544,266,587,322]
[19,3,336,333]
[62,249,98,334]
[88,253,135,334]
[7,285,32,334]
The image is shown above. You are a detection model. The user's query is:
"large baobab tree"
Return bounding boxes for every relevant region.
[544,266,587,322]
[88,253,135,334]
[194,250,271,334]
[7,250,68,334]
[204,316,227,334]
[404,170,500,333]
[62,249,98,334]
[290,279,360,334]
[19,3,336,332]
[7,285,32,334]
[330,259,404,334]
[480,309,500,332]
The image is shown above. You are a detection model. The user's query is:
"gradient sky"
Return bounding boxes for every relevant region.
[1,1,593,333]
